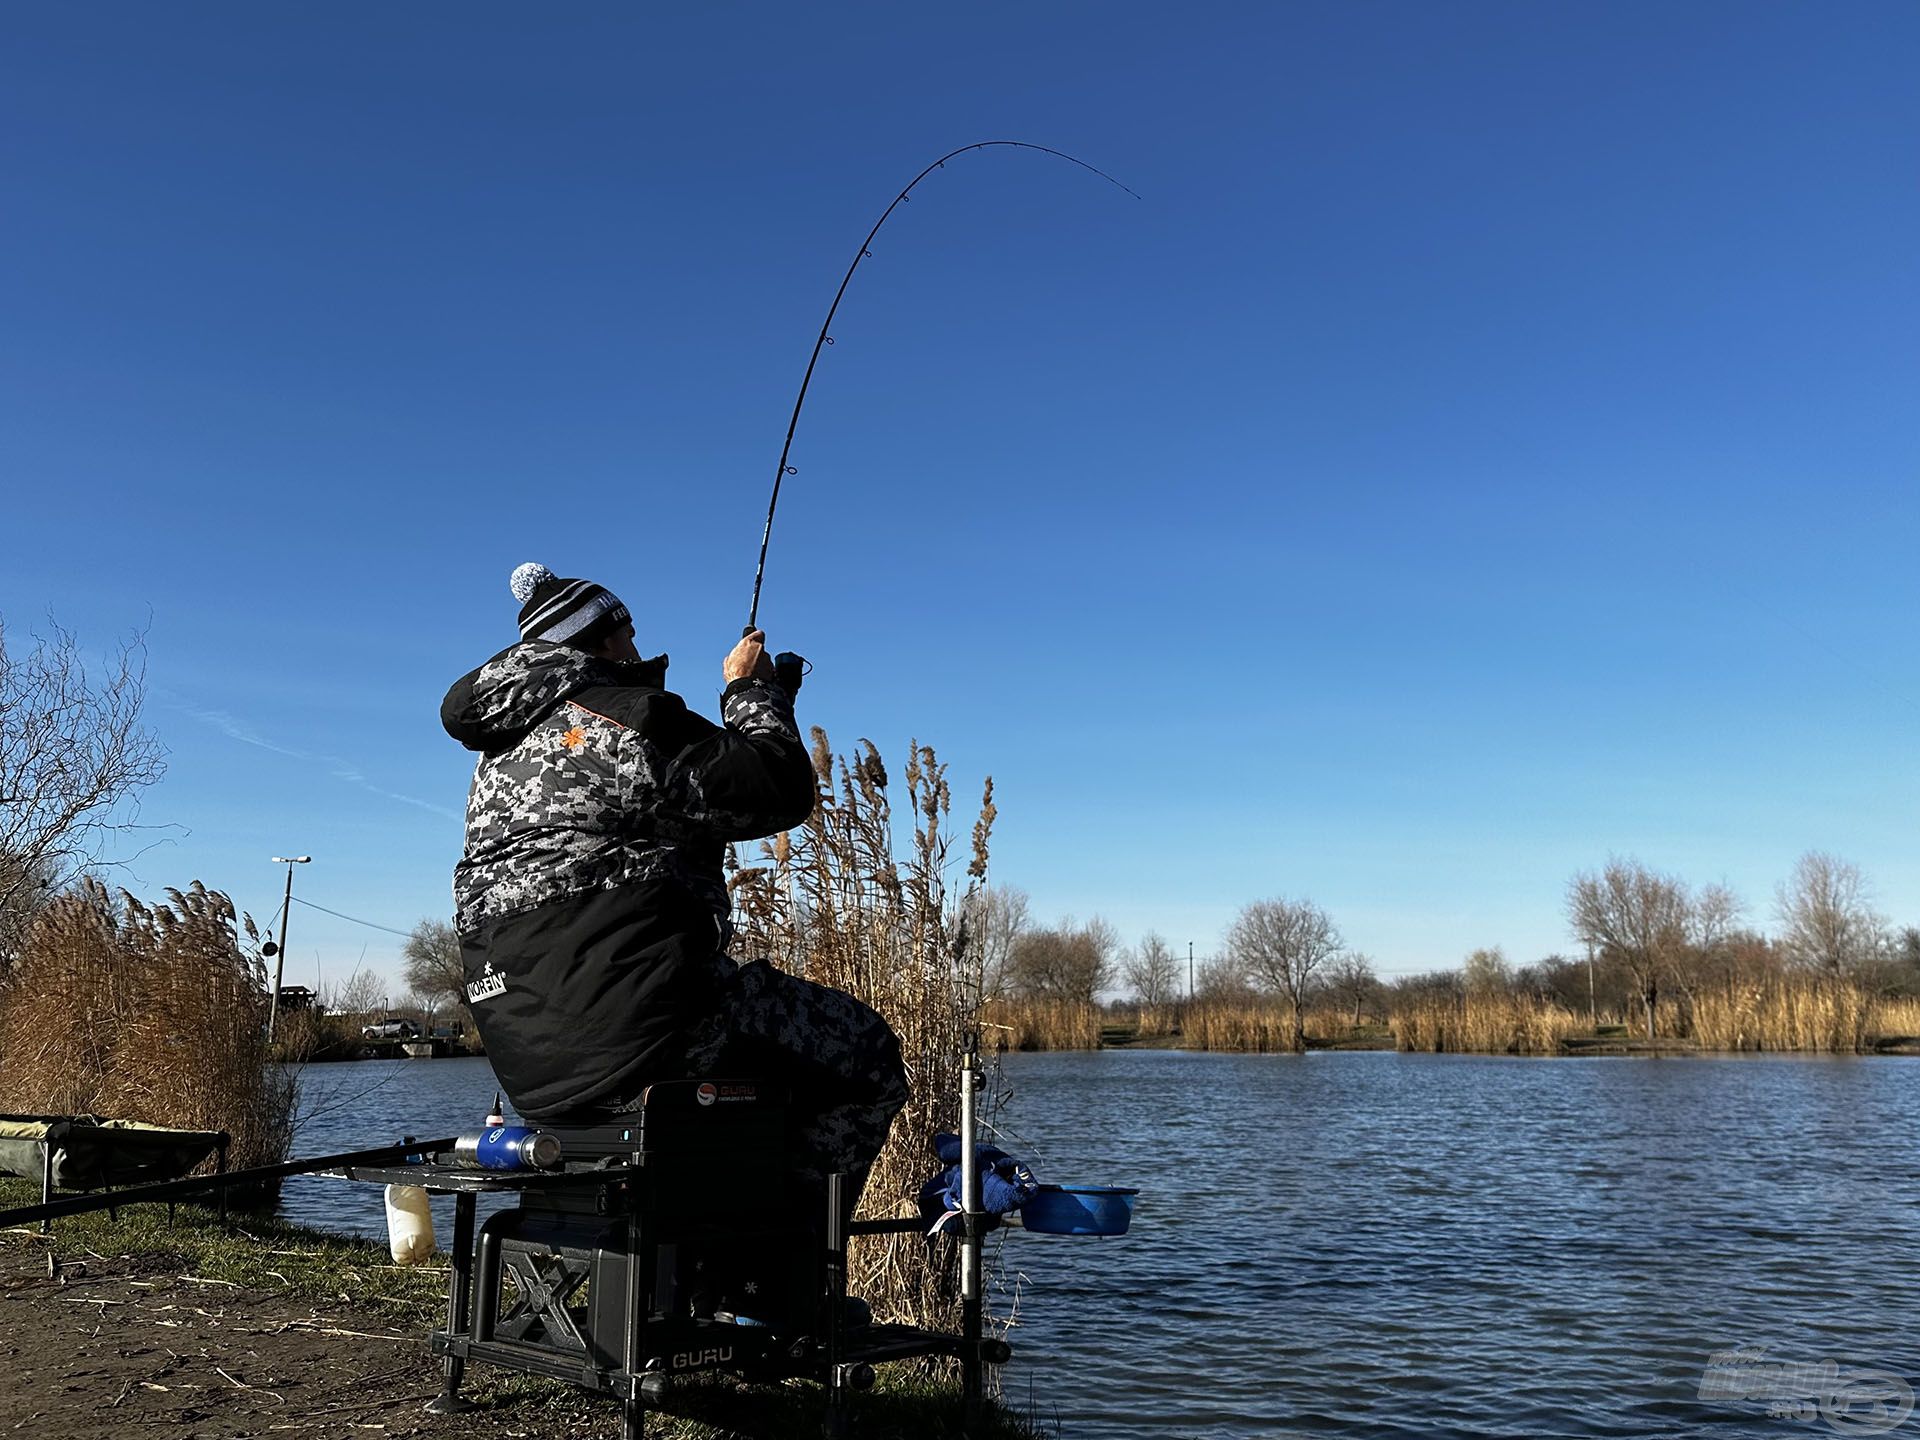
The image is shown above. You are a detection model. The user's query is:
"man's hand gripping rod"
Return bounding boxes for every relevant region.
[737,625,808,697]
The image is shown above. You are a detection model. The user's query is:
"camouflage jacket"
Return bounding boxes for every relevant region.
[440,642,814,1116]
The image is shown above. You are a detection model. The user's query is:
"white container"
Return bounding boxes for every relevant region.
[384,1183,436,1264]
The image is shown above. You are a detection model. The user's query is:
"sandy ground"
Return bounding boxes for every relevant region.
[0,1241,617,1439]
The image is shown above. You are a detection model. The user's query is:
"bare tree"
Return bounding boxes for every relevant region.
[1896,927,1920,994]
[964,884,1030,1000]
[1121,931,1183,1009]
[0,619,166,966]
[402,918,465,1027]
[1461,946,1513,997]
[1668,882,1747,1016]
[1776,852,1886,981]
[1225,898,1343,1051]
[1325,951,1380,1025]
[1005,916,1116,1005]
[1193,951,1251,1001]
[324,966,390,1021]
[1567,859,1690,1041]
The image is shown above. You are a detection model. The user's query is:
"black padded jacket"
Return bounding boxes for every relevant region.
[441,642,813,1117]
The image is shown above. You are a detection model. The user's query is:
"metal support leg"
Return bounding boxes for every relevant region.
[960,1036,984,1428]
[825,1172,849,1439]
[426,1192,477,1415]
[623,1165,650,1440]
[39,1143,52,1236]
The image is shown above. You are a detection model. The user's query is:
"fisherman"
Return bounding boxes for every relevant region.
[440,562,908,1212]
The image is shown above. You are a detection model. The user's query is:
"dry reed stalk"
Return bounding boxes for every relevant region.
[979,998,1102,1051]
[1689,977,1902,1053]
[1871,995,1920,1043]
[1387,993,1579,1055]
[1133,1004,1180,1039]
[1182,1001,1291,1052]
[726,730,996,1334]
[0,878,294,1168]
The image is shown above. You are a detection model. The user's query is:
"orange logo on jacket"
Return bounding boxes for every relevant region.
[561,726,587,751]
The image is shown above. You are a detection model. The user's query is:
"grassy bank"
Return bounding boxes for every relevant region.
[0,1179,1044,1439]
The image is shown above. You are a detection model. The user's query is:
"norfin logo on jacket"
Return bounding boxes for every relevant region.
[561,726,587,750]
[467,962,507,1004]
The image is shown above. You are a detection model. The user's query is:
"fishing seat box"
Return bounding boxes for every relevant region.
[468,1078,813,1372]
[327,1077,986,1439]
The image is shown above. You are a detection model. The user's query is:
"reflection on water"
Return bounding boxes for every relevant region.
[283,1050,1920,1438]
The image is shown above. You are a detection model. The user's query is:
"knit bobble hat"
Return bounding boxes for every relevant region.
[509,562,632,647]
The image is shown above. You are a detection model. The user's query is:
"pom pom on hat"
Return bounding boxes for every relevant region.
[509,561,632,647]
[509,561,555,605]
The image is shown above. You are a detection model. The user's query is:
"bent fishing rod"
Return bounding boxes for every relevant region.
[745,140,1139,634]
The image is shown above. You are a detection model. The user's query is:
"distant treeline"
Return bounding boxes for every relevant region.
[973,853,1920,1055]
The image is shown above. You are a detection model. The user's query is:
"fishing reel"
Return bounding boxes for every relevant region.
[774,651,809,697]
[741,624,809,696]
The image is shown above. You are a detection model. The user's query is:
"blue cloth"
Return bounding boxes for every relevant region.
[916,1132,1039,1230]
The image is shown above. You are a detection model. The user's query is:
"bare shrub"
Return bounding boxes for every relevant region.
[0,878,293,1169]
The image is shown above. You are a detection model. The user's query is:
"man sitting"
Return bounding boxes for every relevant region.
[441,562,908,1218]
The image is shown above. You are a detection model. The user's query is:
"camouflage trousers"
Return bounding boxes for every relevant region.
[679,958,909,1190]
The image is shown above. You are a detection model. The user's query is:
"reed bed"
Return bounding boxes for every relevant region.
[978,985,1920,1056]
[980,998,1101,1051]
[1181,1001,1301,1052]
[1390,993,1582,1055]
[1687,980,1895,1053]
[0,878,294,1169]
[726,730,995,1336]
[1131,1004,1182,1039]
[986,1000,1375,1051]
[1874,996,1920,1042]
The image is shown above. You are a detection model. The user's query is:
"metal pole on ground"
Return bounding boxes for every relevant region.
[959,1031,983,1425]
[265,855,310,1043]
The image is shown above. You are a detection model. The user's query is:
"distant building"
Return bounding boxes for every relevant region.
[276,986,316,1013]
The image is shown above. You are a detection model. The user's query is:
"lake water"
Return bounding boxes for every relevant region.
[286,1050,1920,1439]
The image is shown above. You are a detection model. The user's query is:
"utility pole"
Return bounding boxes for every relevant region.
[265,856,312,1043]
[1586,941,1597,1029]
[1188,941,1194,1001]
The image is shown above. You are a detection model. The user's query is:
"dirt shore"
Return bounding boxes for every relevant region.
[0,1235,1030,1440]
[0,1238,619,1439]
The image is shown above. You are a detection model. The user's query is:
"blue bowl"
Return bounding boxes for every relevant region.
[1020,1184,1139,1236]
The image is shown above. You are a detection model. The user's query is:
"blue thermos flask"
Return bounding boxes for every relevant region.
[452,1126,563,1171]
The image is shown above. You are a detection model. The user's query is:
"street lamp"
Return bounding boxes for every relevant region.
[265,856,311,1042]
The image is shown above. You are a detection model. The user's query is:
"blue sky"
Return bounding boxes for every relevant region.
[3,3,1914,989]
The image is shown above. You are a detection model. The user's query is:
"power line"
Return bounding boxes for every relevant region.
[291,894,414,939]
